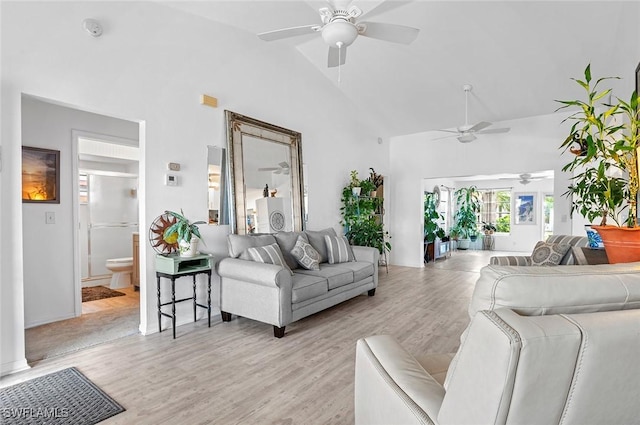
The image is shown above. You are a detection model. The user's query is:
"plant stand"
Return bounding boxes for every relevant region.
[483,234,495,250]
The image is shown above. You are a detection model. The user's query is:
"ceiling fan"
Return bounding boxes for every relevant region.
[432,85,510,143]
[257,2,420,68]
[499,173,548,185]
[258,161,290,175]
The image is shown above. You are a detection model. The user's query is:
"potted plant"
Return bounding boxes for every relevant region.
[481,222,497,235]
[349,170,361,196]
[557,64,640,263]
[424,193,445,261]
[453,186,481,250]
[369,168,384,196]
[163,209,206,257]
[360,178,377,198]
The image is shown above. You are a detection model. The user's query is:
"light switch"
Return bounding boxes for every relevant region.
[45,212,55,224]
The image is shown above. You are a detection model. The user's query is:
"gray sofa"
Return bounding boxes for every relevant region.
[217,228,379,337]
[355,262,640,424]
[489,234,588,265]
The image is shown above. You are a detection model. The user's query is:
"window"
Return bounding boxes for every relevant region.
[479,189,511,233]
[543,194,554,240]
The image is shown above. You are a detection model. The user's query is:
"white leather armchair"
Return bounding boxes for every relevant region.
[355,308,640,425]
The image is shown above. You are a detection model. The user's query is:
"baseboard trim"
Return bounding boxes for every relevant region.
[1,358,30,377]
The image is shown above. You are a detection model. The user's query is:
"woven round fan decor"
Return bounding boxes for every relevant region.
[148,213,178,255]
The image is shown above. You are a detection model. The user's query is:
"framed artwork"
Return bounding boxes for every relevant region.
[514,192,536,225]
[21,146,60,203]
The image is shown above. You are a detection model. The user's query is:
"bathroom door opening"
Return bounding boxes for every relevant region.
[73,133,141,317]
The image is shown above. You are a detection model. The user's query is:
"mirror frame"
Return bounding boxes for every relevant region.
[225,110,304,235]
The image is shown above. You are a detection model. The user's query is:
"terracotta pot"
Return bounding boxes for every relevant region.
[590,225,640,264]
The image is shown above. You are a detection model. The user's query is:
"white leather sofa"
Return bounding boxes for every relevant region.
[355,262,640,424]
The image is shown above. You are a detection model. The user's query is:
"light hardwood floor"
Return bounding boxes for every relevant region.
[3,250,505,424]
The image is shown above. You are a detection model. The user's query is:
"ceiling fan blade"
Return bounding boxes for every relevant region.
[476,127,510,135]
[429,134,458,141]
[468,121,492,132]
[358,0,413,20]
[258,25,319,42]
[278,161,289,168]
[328,45,347,68]
[435,129,460,134]
[258,167,279,171]
[357,21,419,45]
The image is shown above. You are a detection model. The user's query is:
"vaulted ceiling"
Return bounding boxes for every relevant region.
[167,1,640,138]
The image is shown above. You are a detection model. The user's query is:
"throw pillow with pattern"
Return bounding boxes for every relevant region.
[290,235,321,270]
[246,243,293,274]
[324,235,355,264]
[530,241,571,266]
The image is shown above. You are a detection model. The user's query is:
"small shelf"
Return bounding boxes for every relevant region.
[155,253,212,275]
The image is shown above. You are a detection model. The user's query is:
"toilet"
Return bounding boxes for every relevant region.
[105,257,133,289]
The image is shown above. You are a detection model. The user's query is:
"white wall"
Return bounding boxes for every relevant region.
[1,2,388,374]
[21,96,138,328]
[389,112,574,268]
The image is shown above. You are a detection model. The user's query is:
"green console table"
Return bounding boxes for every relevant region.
[155,253,213,339]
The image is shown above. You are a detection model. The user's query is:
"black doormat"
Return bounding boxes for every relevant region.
[0,367,125,424]
[81,286,125,303]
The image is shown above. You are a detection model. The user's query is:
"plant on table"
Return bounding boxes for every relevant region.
[164,209,206,255]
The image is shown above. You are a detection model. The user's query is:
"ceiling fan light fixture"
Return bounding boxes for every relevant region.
[458,134,476,143]
[321,20,358,47]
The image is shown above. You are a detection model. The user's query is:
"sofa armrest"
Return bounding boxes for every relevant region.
[352,245,380,264]
[489,255,532,266]
[217,257,291,288]
[355,335,444,425]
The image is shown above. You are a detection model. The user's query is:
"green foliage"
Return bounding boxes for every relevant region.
[340,179,390,255]
[481,222,497,232]
[424,193,445,243]
[349,170,360,188]
[496,215,510,233]
[453,186,481,238]
[164,209,206,243]
[360,178,376,194]
[557,64,640,227]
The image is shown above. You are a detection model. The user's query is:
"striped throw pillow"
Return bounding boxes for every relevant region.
[324,235,355,264]
[247,243,292,274]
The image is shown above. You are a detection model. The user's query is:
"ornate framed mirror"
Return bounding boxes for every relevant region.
[225,111,304,235]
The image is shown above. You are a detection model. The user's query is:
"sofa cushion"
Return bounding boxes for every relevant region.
[228,234,277,259]
[305,228,337,263]
[296,264,354,290]
[325,260,374,282]
[274,231,308,270]
[546,234,589,264]
[290,235,321,271]
[291,273,328,303]
[324,234,355,264]
[531,241,571,266]
[246,243,292,274]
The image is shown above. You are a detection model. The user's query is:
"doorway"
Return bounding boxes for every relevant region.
[21,96,143,362]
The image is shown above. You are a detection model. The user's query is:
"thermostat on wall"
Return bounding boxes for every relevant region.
[165,174,179,186]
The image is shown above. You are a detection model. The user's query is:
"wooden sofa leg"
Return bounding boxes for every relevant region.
[221,311,232,322]
[273,326,286,338]
[368,289,376,296]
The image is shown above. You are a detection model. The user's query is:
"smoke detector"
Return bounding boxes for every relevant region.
[83,19,103,37]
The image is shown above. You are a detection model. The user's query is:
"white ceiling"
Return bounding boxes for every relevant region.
[166,1,640,138]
